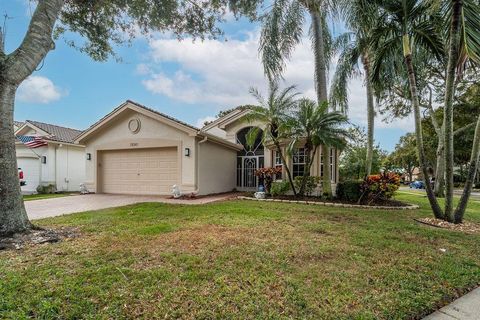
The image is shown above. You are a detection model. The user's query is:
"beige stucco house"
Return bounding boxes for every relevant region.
[75,100,339,196]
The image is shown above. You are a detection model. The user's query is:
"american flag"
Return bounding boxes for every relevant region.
[17,136,48,148]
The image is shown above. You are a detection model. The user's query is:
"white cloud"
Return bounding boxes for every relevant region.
[17,76,64,104]
[139,30,414,131]
[195,116,217,128]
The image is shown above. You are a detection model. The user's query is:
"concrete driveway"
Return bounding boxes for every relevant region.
[25,193,237,220]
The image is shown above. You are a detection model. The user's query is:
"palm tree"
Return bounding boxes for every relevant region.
[286,98,349,196]
[259,0,337,197]
[370,0,445,220]
[330,0,379,176]
[245,82,300,195]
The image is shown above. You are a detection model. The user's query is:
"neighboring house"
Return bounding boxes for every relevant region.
[14,121,24,131]
[202,107,340,191]
[15,120,86,193]
[75,100,339,196]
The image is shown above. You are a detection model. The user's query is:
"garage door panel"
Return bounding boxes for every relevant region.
[100,147,178,195]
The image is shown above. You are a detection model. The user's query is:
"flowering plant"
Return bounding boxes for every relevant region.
[359,172,401,205]
[255,167,282,194]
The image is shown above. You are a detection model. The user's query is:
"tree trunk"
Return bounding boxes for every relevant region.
[299,143,318,196]
[435,140,446,197]
[454,114,480,223]
[0,83,32,236]
[310,9,332,197]
[363,54,375,176]
[403,39,444,220]
[275,142,297,196]
[443,0,463,220]
[0,0,64,236]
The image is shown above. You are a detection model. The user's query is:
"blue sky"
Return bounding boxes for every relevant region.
[4,0,411,151]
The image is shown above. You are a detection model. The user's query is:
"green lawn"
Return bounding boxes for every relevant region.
[1,193,479,319]
[23,193,71,201]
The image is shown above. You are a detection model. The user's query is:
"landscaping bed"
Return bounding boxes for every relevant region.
[239,195,418,210]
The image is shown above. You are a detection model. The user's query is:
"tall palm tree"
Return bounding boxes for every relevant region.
[286,98,349,196]
[245,82,300,195]
[259,0,337,197]
[370,0,445,219]
[330,0,379,176]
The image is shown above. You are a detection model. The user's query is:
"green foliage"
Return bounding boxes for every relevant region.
[255,167,282,194]
[340,126,387,180]
[336,180,362,202]
[293,176,320,197]
[270,180,290,197]
[388,133,419,181]
[56,0,261,61]
[360,172,401,205]
[36,184,57,195]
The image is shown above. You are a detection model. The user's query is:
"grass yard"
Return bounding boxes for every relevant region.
[23,193,71,201]
[1,193,479,319]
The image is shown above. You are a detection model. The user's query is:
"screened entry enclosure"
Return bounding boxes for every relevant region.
[236,127,264,191]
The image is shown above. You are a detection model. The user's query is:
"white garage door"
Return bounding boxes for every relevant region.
[99,147,178,195]
[18,157,40,193]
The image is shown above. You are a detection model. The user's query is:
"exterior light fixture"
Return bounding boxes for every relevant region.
[86,153,92,161]
[184,148,190,157]
[41,156,47,164]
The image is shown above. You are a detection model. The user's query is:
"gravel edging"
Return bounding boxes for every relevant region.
[237,196,419,210]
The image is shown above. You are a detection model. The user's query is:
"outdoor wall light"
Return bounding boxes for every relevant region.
[86,153,92,161]
[184,148,190,157]
[41,156,47,164]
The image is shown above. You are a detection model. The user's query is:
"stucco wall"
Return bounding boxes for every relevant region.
[82,109,197,193]
[55,145,86,192]
[197,139,237,195]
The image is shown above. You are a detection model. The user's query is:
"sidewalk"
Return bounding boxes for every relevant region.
[423,287,480,319]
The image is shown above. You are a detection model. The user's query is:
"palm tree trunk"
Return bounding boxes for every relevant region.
[0,83,32,236]
[435,140,446,197]
[299,144,318,196]
[454,114,480,223]
[363,54,375,176]
[403,37,444,220]
[444,0,463,220]
[275,142,297,196]
[310,9,332,197]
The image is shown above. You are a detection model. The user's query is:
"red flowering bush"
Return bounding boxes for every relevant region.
[255,167,282,194]
[359,172,401,205]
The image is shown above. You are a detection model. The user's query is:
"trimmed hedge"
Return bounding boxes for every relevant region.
[336,180,362,202]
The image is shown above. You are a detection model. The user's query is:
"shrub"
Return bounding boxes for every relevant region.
[36,184,56,194]
[359,172,401,205]
[255,167,282,193]
[336,180,362,202]
[270,180,291,197]
[294,176,321,196]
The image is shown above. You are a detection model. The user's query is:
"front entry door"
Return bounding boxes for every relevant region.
[237,156,264,191]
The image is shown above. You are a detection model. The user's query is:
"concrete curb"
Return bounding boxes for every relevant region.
[237,196,420,210]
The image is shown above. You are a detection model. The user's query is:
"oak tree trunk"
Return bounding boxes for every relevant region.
[0,0,64,236]
[0,83,32,236]
[310,10,332,197]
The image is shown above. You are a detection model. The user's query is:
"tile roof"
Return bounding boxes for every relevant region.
[26,120,83,144]
[14,121,24,128]
[80,100,200,138]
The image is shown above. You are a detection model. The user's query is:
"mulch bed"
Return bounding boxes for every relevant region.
[0,227,79,251]
[415,218,480,234]
[269,195,409,207]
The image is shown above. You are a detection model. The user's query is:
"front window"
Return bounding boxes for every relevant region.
[274,150,283,180]
[292,148,306,178]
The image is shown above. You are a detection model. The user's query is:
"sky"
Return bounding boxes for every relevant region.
[3,0,413,151]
